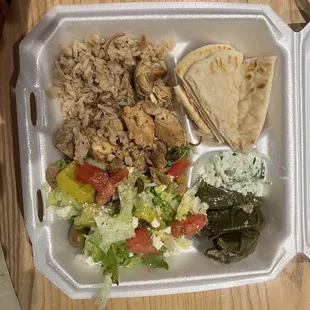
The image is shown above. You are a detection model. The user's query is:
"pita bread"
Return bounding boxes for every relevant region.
[185,50,243,150]
[175,44,234,145]
[175,44,233,79]
[175,83,225,143]
[238,56,276,152]
[174,85,214,141]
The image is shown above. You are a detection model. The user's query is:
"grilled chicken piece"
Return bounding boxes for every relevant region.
[130,148,147,171]
[141,100,163,116]
[89,136,116,162]
[107,158,125,175]
[53,118,80,158]
[149,167,171,185]
[123,103,155,148]
[134,60,166,98]
[154,110,186,147]
[45,162,62,188]
[146,150,166,171]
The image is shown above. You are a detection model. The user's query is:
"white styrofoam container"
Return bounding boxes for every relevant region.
[16,2,306,299]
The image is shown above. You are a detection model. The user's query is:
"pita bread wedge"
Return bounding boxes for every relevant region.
[174,85,214,141]
[185,50,243,150]
[175,83,225,143]
[175,44,234,79]
[238,56,276,152]
[175,44,234,145]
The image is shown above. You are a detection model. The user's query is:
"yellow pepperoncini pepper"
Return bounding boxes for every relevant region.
[134,201,166,229]
[56,161,95,204]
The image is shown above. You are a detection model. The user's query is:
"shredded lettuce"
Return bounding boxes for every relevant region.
[123,254,168,270]
[175,183,209,221]
[47,188,83,211]
[143,254,169,270]
[57,158,70,170]
[85,157,107,171]
[86,236,129,284]
[85,238,105,263]
[94,213,134,253]
[93,182,137,253]
[47,188,82,220]
[95,274,113,310]
[74,204,99,228]
[123,255,143,269]
[166,145,190,166]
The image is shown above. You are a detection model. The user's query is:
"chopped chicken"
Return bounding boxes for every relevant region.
[154,110,187,147]
[123,103,155,148]
[89,136,116,161]
[149,167,171,185]
[45,162,62,188]
[141,101,163,116]
[53,118,80,159]
[155,141,167,155]
[107,158,125,175]
[147,150,166,171]
[130,148,147,171]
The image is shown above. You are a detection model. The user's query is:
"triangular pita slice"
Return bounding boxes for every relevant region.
[174,85,215,142]
[175,44,234,79]
[175,83,225,143]
[238,56,277,152]
[185,50,243,150]
[175,44,233,144]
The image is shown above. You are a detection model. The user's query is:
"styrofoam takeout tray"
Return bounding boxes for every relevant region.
[16,2,310,299]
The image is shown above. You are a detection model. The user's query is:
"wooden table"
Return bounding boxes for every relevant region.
[1,0,310,309]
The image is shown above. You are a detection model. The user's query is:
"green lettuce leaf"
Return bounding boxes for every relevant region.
[118,182,137,216]
[74,205,99,228]
[85,239,105,263]
[95,274,113,310]
[47,187,83,211]
[176,183,209,221]
[102,244,119,284]
[94,213,134,253]
[142,254,169,270]
[123,255,143,269]
[94,182,137,253]
[48,205,78,220]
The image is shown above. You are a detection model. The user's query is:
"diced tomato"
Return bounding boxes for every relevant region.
[75,163,101,182]
[108,168,129,185]
[127,228,160,255]
[75,163,109,192]
[171,214,207,238]
[89,171,110,192]
[167,159,191,179]
[96,168,129,206]
[96,189,113,206]
[171,220,184,238]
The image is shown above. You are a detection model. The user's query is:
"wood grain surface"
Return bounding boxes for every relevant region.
[0,0,309,309]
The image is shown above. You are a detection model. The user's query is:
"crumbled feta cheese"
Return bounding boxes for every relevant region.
[128,167,136,174]
[162,235,192,257]
[241,204,254,214]
[199,151,267,197]
[151,235,164,250]
[160,226,171,234]
[48,205,78,220]
[75,253,101,267]
[163,252,170,258]
[132,216,139,229]
[128,252,134,257]
[151,218,160,228]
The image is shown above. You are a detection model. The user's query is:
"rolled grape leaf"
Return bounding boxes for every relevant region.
[205,230,260,264]
[197,182,262,210]
[203,204,265,238]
